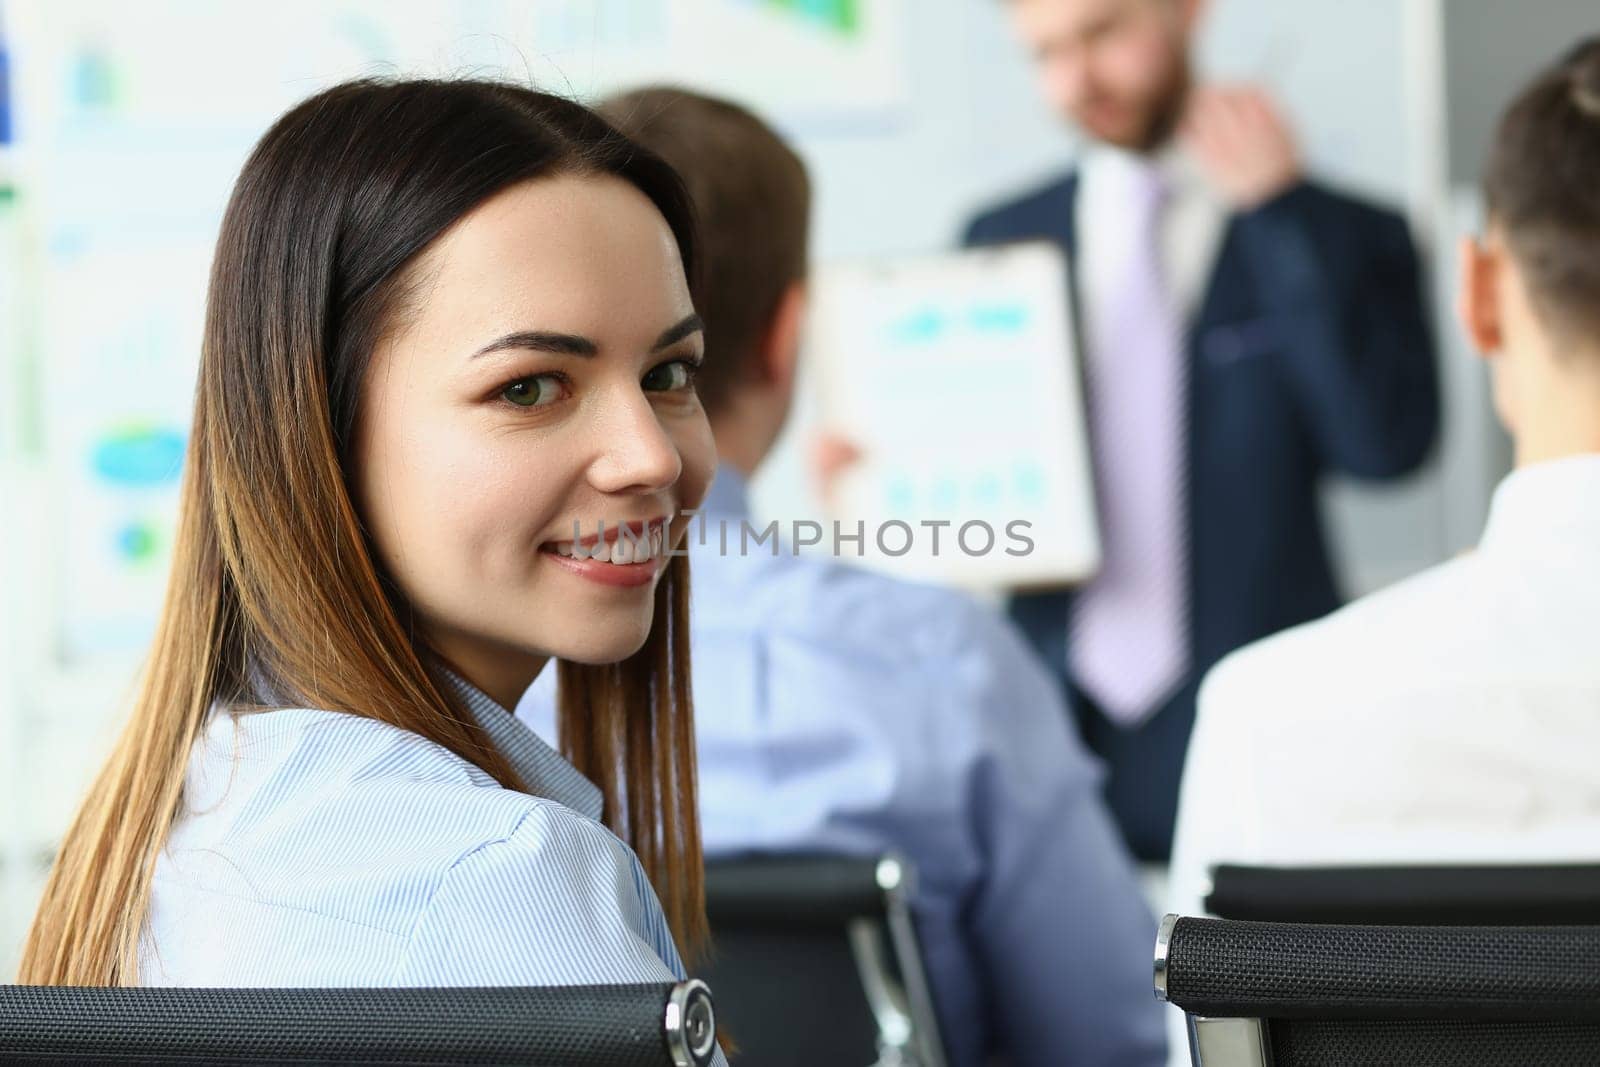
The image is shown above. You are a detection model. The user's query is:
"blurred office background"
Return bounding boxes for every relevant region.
[0,0,1592,974]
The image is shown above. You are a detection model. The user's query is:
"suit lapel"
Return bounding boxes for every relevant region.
[1053,172,1081,255]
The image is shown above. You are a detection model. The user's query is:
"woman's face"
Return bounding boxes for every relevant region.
[353,173,715,706]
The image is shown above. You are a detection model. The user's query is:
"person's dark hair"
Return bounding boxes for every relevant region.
[599,87,811,419]
[1484,37,1600,342]
[21,78,708,984]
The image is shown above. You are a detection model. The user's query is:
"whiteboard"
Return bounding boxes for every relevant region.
[808,241,1100,589]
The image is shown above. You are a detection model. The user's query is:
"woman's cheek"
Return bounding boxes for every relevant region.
[675,413,718,511]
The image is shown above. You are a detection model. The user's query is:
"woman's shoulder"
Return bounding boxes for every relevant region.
[393,802,685,985]
[168,706,602,926]
[196,703,503,801]
[150,709,661,986]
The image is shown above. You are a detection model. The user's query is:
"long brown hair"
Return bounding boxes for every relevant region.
[19,78,707,985]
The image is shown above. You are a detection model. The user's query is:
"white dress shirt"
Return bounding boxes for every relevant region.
[1076,143,1226,327]
[1164,452,1600,1061]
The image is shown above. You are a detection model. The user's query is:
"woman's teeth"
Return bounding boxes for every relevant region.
[550,523,665,564]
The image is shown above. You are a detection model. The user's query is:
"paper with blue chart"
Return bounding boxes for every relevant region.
[809,242,1101,588]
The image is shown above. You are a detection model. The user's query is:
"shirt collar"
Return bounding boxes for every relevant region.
[1158,142,1215,198]
[1480,452,1600,557]
[1084,137,1210,190]
[702,463,752,520]
[438,667,605,822]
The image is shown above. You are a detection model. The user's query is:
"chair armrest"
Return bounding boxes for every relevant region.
[0,982,717,1066]
[1155,915,1600,1023]
[1205,863,1600,925]
[706,852,908,928]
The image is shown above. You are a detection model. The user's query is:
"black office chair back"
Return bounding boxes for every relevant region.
[701,852,946,1067]
[1156,914,1600,1066]
[1206,863,1600,925]
[0,981,716,1066]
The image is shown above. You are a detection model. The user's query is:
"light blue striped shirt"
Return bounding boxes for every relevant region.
[142,668,725,1065]
[522,465,1165,1067]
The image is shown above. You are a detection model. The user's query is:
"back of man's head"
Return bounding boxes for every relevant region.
[1484,37,1600,347]
[599,87,811,422]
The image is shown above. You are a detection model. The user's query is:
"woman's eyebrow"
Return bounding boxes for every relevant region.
[652,313,705,352]
[471,331,598,359]
[469,314,703,361]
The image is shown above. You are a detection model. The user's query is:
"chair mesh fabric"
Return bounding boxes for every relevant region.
[0,984,678,1065]
[699,927,882,1066]
[1165,918,1600,1021]
[1271,1018,1600,1066]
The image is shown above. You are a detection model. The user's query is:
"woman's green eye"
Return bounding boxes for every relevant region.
[643,360,696,392]
[502,376,560,408]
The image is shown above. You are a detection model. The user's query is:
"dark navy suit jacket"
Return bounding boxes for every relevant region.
[964,173,1439,859]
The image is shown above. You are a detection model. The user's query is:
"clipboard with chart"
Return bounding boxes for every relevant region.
[807,240,1101,589]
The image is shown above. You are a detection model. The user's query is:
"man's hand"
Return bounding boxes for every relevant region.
[809,432,862,513]
[1181,85,1302,210]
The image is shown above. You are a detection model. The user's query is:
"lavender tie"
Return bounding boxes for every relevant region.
[1069,161,1189,726]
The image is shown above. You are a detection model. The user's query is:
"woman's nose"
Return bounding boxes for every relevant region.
[585,387,683,496]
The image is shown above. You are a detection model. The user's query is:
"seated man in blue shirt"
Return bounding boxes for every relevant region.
[520,87,1165,1067]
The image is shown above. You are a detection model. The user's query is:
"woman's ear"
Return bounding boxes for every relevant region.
[757,280,809,392]
[1457,234,1504,358]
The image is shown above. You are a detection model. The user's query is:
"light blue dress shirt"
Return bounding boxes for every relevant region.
[521,465,1166,1067]
[143,669,728,1066]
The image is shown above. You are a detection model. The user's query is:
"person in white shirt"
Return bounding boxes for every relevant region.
[1169,33,1600,947]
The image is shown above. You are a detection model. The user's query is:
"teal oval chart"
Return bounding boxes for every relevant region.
[90,425,186,488]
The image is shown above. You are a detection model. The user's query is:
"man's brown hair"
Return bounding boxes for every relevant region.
[1484,37,1600,343]
[600,87,811,418]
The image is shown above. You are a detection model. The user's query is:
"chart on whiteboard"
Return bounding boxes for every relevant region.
[4,0,907,660]
[510,0,909,125]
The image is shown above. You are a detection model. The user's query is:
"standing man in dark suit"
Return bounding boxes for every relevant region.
[966,0,1439,861]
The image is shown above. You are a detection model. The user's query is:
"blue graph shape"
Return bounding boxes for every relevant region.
[91,426,186,488]
[972,471,1002,507]
[116,520,160,563]
[883,475,916,519]
[0,35,11,146]
[969,303,1028,334]
[889,306,946,346]
[1012,461,1045,504]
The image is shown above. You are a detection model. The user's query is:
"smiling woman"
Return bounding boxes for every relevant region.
[16,79,719,1016]
[353,171,713,703]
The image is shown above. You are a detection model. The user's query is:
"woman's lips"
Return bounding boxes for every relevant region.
[541,550,662,588]
[540,518,667,588]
